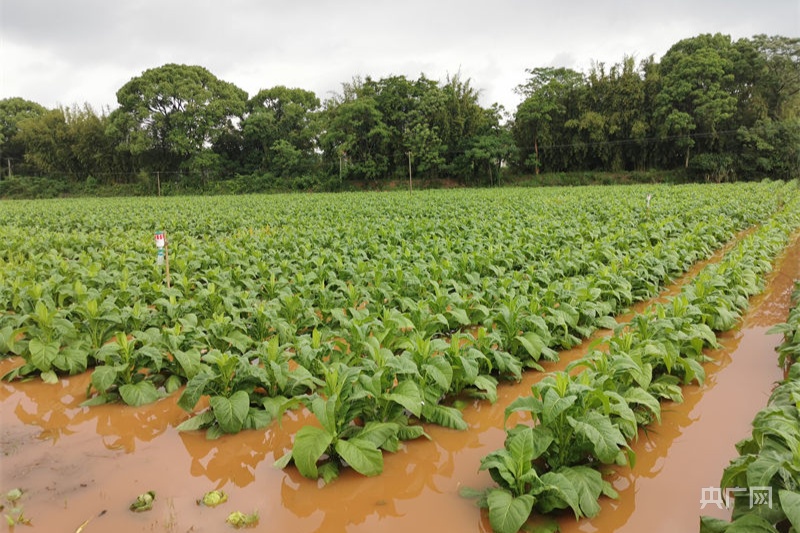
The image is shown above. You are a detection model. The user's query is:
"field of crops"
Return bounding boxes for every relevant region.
[1,181,799,532]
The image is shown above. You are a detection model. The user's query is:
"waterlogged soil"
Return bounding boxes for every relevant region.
[0,230,797,533]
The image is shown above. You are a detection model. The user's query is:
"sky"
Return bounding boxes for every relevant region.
[1,0,798,115]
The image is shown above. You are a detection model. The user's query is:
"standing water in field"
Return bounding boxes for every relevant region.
[0,232,796,532]
[0,183,797,533]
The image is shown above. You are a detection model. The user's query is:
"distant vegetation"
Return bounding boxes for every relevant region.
[0,33,797,197]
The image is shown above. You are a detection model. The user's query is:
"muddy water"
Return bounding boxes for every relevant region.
[0,230,796,533]
[556,232,800,533]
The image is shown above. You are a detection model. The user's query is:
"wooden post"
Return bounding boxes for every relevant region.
[407,151,413,192]
[156,171,161,196]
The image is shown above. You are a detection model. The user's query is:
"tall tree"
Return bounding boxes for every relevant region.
[655,34,738,168]
[0,97,47,178]
[113,64,247,175]
[513,67,584,173]
[242,86,321,177]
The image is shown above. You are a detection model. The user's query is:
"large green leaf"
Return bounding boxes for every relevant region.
[421,403,468,430]
[356,422,399,449]
[556,465,604,518]
[386,379,423,417]
[28,338,59,372]
[568,412,627,464]
[172,349,202,379]
[292,425,333,479]
[176,410,216,432]
[538,470,581,517]
[209,390,249,434]
[779,490,800,531]
[119,381,160,406]
[334,437,384,477]
[90,365,118,393]
[516,332,547,360]
[699,516,730,533]
[726,514,781,533]
[623,386,661,423]
[542,388,577,426]
[486,489,534,533]
[177,371,214,412]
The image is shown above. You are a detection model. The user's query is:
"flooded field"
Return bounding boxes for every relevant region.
[2,229,797,533]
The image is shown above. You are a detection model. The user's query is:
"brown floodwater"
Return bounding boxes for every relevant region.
[0,229,796,533]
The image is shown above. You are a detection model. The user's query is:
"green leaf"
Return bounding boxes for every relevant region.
[542,389,577,426]
[516,332,546,360]
[176,410,216,432]
[726,514,781,533]
[40,370,58,384]
[292,425,333,479]
[209,390,249,434]
[699,516,730,533]
[335,437,384,476]
[243,407,272,430]
[505,396,543,421]
[273,450,293,470]
[164,374,183,394]
[173,349,202,379]
[318,462,340,485]
[486,489,534,533]
[424,356,453,392]
[221,330,253,353]
[177,371,213,412]
[28,337,59,372]
[422,403,468,430]
[568,412,628,464]
[356,422,399,449]
[557,465,604,518]
[623,386,661,423]
[397,424,427,441]
[779,490,800,531]
[90,365,118,393]
[119,381,160,406]
[538,470,582,516]
[386,379,423,417]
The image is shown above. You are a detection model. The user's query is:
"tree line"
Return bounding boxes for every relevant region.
[1,33,797,193]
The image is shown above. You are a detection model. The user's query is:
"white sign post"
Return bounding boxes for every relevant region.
[154,231,171,288]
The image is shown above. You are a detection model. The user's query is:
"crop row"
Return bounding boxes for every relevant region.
[698,285,800,533]
[465,190,800,533]
[0,183,795,485]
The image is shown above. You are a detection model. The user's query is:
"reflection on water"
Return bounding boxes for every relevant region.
[0,232,797,532]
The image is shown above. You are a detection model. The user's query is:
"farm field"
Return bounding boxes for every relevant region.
[1,182,799,532]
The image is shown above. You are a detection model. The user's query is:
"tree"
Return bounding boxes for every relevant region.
[114,64,247,175]
[513,67,584,173]
[655,34,738,168]
[15,104,122,181]
[242,86,320,177]
[321,96,390,181]
[0,97,47,177]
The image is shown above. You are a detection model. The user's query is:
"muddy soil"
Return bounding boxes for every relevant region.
[0,230,796,533]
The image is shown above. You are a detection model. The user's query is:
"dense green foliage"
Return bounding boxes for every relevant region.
[466,184,800,533]
[768,283,800,367]
[0,34,796,196]
[0,182,793,488]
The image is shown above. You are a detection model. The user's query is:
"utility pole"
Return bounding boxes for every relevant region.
[407,151,413,192]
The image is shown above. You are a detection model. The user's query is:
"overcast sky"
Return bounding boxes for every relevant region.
[1,0,798,114]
